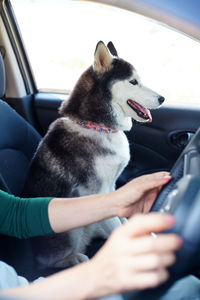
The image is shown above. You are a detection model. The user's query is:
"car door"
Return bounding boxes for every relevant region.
[1,0,200,187]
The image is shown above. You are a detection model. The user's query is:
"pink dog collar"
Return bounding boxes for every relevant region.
[77,121,118,133]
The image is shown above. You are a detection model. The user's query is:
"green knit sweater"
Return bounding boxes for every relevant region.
[0,190,54,239]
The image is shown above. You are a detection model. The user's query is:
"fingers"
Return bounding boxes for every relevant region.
[130,268,169,290]
[136,172,172,192]
[119,267,169,292]
[149,171,170,179]
[122,212,176,237]
[130,234,182,255]
[129,252,176,271]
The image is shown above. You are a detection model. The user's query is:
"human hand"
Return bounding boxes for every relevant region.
[90,213,182,297]
[114,171,172,218]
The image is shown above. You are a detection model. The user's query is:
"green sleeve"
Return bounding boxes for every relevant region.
[0,189,54,239]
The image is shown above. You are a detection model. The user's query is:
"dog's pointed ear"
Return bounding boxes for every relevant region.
[93,41,113,74]
[107,41,118,57]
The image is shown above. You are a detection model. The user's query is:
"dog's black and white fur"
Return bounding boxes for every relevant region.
[22,41,164,268]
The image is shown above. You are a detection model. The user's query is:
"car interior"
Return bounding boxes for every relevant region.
[0,0,200,298]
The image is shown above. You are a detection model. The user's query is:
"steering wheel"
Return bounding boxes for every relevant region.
[151,127,200,212]
[123,128,200,299]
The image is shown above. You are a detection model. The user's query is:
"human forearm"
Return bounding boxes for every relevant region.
[1,260,105,300]
[48,193,117,233]
[48,172,172,234]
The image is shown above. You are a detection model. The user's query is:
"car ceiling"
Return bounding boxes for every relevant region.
[89,0,200,40]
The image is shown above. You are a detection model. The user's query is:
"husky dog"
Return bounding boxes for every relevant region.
[22,41,164,268]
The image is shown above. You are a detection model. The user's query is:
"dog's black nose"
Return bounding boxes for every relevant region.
[158,96,165,104]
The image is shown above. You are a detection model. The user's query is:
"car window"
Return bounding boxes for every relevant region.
[11,0,200,104]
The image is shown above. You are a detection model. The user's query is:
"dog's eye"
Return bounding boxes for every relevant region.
[130,79,138,85]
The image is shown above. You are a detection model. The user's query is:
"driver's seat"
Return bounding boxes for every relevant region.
[0,52,41,195]
[0,51,42,280]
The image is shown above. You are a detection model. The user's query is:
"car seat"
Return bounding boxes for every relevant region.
[0,51,42,280]
[0,54,41,195]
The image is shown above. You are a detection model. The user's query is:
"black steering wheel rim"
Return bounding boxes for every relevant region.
[151,127,200,212]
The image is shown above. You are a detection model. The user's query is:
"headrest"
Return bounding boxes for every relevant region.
[0,52,6,98]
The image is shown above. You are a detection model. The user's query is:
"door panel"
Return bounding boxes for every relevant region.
[121,103,200,185]
[33,93,63,135]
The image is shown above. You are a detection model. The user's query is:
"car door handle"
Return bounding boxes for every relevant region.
[170,131,194,149]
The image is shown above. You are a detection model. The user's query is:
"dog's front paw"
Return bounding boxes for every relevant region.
[92,216,123,239]
[53,252,89,268]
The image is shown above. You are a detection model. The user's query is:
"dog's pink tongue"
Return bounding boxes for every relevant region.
[130,100,152,122]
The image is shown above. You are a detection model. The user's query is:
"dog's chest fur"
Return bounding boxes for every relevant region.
[53,117,130,196]
[92,129,130,193]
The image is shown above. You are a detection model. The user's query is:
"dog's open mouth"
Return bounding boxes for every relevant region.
[127,99,152,122]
